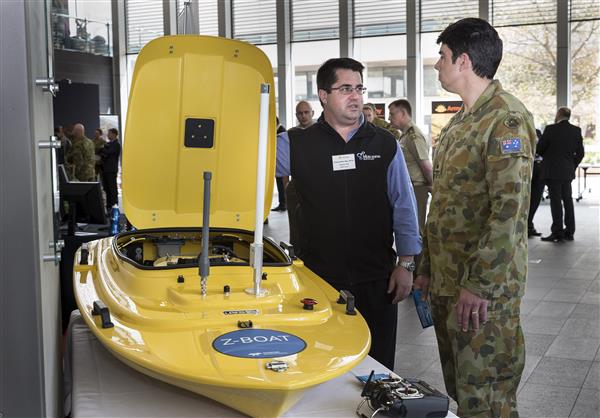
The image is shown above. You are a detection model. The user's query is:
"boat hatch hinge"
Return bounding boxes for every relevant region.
[279,241,297,260]
[337,290,357,316]
[92,300,114,328]
[266,361,288,372]
[237,320,253,329]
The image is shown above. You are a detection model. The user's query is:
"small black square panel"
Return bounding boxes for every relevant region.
[184,118,214,148]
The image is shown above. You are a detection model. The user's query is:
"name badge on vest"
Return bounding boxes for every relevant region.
[332,154,356,171]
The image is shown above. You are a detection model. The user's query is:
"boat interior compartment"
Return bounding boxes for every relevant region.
[114,228,291,269]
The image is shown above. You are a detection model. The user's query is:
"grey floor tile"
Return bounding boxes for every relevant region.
[571,304,600,320]
[521,354,542,386]
[580,291,600,305]
[566,268,600,281]
[530,301,577,318]
[559,318,600,339]
[393,344,439,377]
[583,361,600,390]
[553,279,594,291]
[543,288,587,303]
[521,299,540,316]
[517,383,579,418]
[588,280,600,294]
[528,357,592,388]
[546,335,600,361]
[523,315,568,335]
[525,334,557,356]
[410,329,439,347]
[524,286,552,301]
[569,389,600,418]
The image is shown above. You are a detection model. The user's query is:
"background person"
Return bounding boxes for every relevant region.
[538,107,585,242]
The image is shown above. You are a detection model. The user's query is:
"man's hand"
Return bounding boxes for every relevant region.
[456,288,489,332]
[387,266,413,303]
[413,274,430,301]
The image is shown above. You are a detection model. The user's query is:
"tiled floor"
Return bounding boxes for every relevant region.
[265,181,600,418]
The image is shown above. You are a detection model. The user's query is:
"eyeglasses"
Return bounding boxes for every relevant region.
[328,85,367,95]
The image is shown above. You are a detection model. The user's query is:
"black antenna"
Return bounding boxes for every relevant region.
[361,370,375,397]
[199,171,211,295]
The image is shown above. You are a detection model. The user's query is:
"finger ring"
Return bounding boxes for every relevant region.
[471,311,478,315]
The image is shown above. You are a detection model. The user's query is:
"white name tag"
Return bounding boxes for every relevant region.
[332,154,356,171]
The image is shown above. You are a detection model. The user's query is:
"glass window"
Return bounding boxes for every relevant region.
[292,0,339,42]
[571,19,600,164]
[233,0,276,44]
[354,0,406,37]
[495,24,558,128]
[126,0,164,54]
[292,39,340,124]
[420,0,479,33]
[354,35,407,120]
[198,0,218,35]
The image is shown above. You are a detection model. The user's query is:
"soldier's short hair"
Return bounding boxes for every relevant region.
[437,18,503,80]
[388,99,412,117]
[317,58,364,92]
[557,107,571,120]
[108,128,119,136]
[95,128,103,135]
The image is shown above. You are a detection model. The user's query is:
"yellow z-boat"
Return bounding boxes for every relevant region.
[73,35,370,418]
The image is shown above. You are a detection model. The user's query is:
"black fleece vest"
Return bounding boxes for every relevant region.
[289,120,398,286]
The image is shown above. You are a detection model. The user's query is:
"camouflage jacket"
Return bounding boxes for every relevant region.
[399,121,430,185]
[417,80,535,303]
[371,117,401,139]
[66,136,95,181]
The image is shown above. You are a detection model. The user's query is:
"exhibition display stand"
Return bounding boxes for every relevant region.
[64,311,458,418]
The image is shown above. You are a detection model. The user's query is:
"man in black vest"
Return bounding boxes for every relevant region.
[276,58,421,370]
[538,107,585,242]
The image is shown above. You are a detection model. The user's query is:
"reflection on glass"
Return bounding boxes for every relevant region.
[571,20,599,164]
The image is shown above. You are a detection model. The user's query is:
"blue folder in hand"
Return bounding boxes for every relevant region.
[412,289,434,328]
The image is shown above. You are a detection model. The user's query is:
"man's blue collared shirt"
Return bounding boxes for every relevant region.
[275,115,421,257]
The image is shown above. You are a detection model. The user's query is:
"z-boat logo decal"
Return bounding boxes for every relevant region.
[213,329,307,358]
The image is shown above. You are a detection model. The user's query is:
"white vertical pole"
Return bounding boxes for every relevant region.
[249,83,270,296]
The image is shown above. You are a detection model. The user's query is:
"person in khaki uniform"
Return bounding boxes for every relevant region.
[362,103,401,139]
[92,128,106,178]
[388,99,432,233]
[414,18,536,418]
[65,123,95,181]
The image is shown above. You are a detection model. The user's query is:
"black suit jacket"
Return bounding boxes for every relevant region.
[101,139,121,173]
[537,120,584,180]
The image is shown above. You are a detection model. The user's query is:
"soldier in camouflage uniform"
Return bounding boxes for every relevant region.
[93,128,106,178]
[363,103,401,139]
[414,18,536,418]
[388,99,433,233]
[65,123,95,181]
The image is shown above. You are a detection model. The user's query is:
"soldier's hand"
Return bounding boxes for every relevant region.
[413,275,430,301]
[456,288,489,332]
[388,266,413,304]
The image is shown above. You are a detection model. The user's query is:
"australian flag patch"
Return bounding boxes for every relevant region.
[501,138,522,154]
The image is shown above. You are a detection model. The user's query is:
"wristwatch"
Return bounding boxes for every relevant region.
[397,259,416,272]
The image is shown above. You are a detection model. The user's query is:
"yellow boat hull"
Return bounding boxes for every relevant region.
[74,232,371,417]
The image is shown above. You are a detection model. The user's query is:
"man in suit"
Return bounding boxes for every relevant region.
[538,107,585,242]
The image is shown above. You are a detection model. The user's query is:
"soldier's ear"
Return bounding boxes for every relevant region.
[458,52,472,72]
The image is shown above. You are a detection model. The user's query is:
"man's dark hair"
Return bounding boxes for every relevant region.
[95,128,103,135]
[388,99,412,117]
[557,107,571,120]
[108,128,119,136]
[317,58,364,92]
[437,18,503,79]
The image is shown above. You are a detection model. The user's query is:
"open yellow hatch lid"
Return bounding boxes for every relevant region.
[122,35,276,230]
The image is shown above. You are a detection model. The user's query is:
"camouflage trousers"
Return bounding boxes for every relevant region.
[431,296,525,418]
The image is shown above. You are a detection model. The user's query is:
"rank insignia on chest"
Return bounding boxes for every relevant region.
[501,138,522,154]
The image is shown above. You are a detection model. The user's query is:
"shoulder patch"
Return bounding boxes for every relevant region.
[501,138,522,154]
[503,113,521,129]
